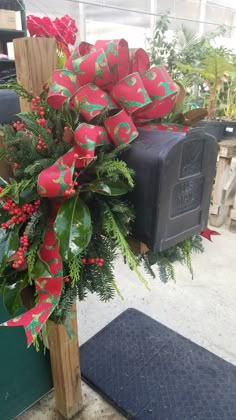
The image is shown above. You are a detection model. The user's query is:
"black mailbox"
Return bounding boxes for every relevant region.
[122,128,218,252]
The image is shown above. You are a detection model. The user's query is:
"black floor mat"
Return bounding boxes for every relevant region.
[80,308,236,420]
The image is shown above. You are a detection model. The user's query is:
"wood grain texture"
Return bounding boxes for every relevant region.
[48,307,83,419]
[13,37,57,112]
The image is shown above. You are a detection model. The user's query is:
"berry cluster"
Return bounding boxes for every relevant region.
[12,232,29,269]
[37,118,47,128]
[82,257,104,267]
[31,95,47,128]
[13,162,19,173]
[64,167,79,196]
[1,198,40,229]
[37,134,47,150]
[31,95,41,111]
[12,121,25,131]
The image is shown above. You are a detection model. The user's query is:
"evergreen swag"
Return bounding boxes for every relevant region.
[0,82,204,340]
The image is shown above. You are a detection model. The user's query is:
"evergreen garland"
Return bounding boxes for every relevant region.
[0,81,205,343]
[141,235,204,283]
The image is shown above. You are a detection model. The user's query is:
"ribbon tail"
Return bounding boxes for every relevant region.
[0,218,63,347]
[200,228,220,241]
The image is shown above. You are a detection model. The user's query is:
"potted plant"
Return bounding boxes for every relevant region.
[178,49,234,140]
[220,70,236,139]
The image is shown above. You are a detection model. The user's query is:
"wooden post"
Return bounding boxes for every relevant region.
[13,37,57,111]
[48,306,83,419]
[13,38,83,419]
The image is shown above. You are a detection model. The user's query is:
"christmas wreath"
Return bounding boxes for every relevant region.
[0,37,213,347]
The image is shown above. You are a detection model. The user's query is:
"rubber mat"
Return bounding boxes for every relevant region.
[80,308,236,420]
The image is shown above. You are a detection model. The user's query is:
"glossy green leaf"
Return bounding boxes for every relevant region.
[88,179,129,196]
[54,196,92,261]
[19,187,38,204]
[0,230,19,274]
[6,230,20,259]
[3,275,28,315]
[103,179,130,196]
[0,176,8,188]
[0,229,8,266]
[88,180,111,195]
[31,254,51,279]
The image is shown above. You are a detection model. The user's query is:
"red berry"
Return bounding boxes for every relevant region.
[88,258,95,264]
[98,262,103,267]
[99,258,104,263]
[35,96,40,101]
[95,258,100,262]
[82,258,86,264]
[64,277,70,283]
[74,153,79,159]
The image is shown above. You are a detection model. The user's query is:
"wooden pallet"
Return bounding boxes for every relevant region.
[209,139,236,228]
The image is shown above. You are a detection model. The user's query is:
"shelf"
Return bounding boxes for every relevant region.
[0,29,25,43]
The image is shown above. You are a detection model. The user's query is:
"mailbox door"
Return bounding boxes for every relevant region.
[0,300,53,420]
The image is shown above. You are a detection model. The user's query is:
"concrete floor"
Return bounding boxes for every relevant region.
[18,226,236,419]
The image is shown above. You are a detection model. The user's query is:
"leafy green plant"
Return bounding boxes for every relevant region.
[222,71,236,120]
[178,50,233,119]
[148,12,178,78]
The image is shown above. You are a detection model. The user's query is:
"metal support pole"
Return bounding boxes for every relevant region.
[150,0,157,38]
[199,0,206,36]
[79,2,86,42]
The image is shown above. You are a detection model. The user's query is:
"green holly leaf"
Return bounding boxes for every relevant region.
[19,187,38,204]
[31,254,51,279]
[88,180,112,195]
[7,182,20,203]
[3,275,28,316]
[0,230,8,266]
[0,230,19,274]
[102,179,130,196]
[54,197,92,261]
[88,179,130,196]
[6,230,20,258]
[0,177,8,188]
